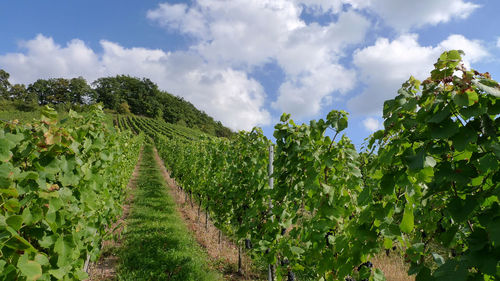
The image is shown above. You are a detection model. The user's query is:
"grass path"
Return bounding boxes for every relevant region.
[116,144,222,281]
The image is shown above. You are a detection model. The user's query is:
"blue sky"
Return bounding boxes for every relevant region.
[1,0,499,147]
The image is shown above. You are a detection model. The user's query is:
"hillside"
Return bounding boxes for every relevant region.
[115,114,207,141]
[0,70,233,137]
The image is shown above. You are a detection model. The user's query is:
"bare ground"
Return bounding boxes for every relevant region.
[152,147,263,281]
[86,147,144,281]
[372,252,415,281]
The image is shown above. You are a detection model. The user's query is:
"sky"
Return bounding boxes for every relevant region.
[1,0,499,147]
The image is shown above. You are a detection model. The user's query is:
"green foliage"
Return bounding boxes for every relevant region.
[117,101,131,114]
[120,114,207,141]
[367,50,500,280]
[27,78,94,106]
[0,105,143,280]
[156,51,499,281]
[155,113,374,280]
[93,75,232,137]
[0,69,11,99]
[0,70,232,138]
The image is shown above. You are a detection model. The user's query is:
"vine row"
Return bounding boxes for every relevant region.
[155,51,499,281]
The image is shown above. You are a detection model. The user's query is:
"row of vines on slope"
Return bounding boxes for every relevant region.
[0,105,144,280]
[115,114,205,140]
[155,51,499,281]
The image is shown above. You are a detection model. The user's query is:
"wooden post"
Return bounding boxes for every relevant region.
[268,145,275,281]
[84,254,90,273]
[238,244,242,275]
[205,207,209,230]
[197,204,201,222]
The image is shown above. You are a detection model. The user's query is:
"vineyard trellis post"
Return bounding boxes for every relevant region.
[268,144,275,281]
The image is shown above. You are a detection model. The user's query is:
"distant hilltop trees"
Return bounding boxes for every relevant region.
[0,69,233,137]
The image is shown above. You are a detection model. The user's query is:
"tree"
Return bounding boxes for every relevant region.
[117,101,131,114]
[9,84,29,101]
[93,77,122,110]
[0,69,11,99]
[47,78,71,104]
[69,77,94,104]
[28,79,51,105]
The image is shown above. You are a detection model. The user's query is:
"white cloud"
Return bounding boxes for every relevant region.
[146,3,208,38]
[161,56,271,130]
[145,0,481,121]
[363,117,382,132]
[149,0,304,67]
[290,0,478,31]
[348,33,489,115]
[438,34,488,63]
[364,0,479,31]
[0,35,102,84]
[0,34,270,131]
[148,1,370,119]
[2,0,483,131]
[497,38,500,48]
[272,64,355,118]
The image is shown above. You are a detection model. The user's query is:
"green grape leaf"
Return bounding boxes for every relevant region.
[17,254,43,281]
[0,138,15,162]
[290,246,304,255]
[373,268,387,281]
[400,204,414,234]
[380,173,395,195]
[49,266,71,279]
[433,260,467,281]
[407,148,425,171]
[431,253,445,266]
[477,154,498,174]
[34,254,49,266]
[6,215,23,231]
[416,267,433,281]
[473,79,500,97]
[429,119,459,139]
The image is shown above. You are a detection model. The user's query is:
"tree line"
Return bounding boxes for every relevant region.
[0,69,233,137]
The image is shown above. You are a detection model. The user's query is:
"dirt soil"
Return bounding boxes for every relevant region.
[152,147,263,281]
[86,147,143,281]
[372,252,415,281]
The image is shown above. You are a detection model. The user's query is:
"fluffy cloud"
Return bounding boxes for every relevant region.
[148,0,370,119]
[361,0,479,31]
[496,37,500,48]
[272,64,355,118]
[289,0,478,31]
[1,0,485,131]
[146,3,208,38]
[438,34,488,63]
[160,56,271,130]
[0,35,101,84]
[348,33,488,115]
[0,35,269,131]
[148,0,304,67]
[145,0,481,121]
[363,117,382,132]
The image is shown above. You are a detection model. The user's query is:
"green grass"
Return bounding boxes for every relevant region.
[0,109,41,122]
[116,144,222,281]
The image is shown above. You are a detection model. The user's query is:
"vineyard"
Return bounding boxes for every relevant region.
[114,114,206,140]
[149,51,499,281]
[0,105,143,280]
[0,51,499,280]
